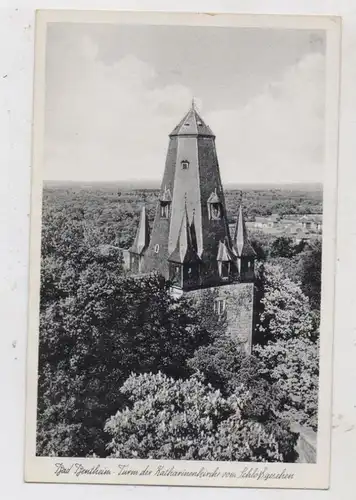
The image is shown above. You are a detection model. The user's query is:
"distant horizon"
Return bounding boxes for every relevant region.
[43,179,323,190]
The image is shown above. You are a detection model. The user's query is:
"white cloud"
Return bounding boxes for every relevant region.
[45,36,325,184]
[207,53,325,184]
[45,35,193,182]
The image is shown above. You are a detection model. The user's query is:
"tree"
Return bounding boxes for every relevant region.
[254,337,319,431]
[188,337,277,418]
[249,231,275,261]
[251,261,320,430]
[39,191,221,458]
[37,271,217,458]
[270,237,295,258]
[105,372,297,462]
[252,262,319,430]
[297,239,322,310]
[188,336,298,462]
[256,263,315,344]
[268,256,301,282]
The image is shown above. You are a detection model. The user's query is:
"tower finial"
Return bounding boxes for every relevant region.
[191,97,195,110]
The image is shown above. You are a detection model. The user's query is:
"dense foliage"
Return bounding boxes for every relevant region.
[43,183,322,249]
[254,337,319,430]
[105,372,297,462]
[37,185,322,460]
[253,263,319,430]
[38,197,218,456]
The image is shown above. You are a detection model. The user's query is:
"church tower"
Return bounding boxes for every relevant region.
[142,101,237,287]
[129,102,256,352]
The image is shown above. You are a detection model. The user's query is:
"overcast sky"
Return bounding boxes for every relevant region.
[44,23,326,184]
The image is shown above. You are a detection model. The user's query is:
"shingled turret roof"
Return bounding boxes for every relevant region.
[233,204,256,258]
[169,100,215,137]
[160,186,172,202]
[129,205,150,255]
[217,239,234,262]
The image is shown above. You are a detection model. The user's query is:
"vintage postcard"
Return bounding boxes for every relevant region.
[25,10,341,489]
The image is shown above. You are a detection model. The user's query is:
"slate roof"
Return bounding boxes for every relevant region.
[169,103,215,137]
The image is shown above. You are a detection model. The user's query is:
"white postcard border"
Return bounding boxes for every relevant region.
[25,9,341,489]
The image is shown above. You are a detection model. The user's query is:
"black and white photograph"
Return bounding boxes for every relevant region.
[25,11,341,489]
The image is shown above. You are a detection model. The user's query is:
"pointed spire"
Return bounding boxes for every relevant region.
[233,203,256,258]
[168,206,200,264]
[169,103,214,137]
[129,205,150,255]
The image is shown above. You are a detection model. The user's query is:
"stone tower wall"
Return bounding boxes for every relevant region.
[187,282,254,353]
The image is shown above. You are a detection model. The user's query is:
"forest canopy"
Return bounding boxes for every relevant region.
[37,186,322,461]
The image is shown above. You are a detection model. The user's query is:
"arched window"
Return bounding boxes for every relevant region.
[181,160,189,170]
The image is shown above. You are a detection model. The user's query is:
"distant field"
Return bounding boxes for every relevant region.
[42,184,322,250]
[44,180,323,193]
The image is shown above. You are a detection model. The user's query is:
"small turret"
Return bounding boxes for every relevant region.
[232,204,256,281]
[217,238,235,282]
[129,205,150,273]
[168,205,201,291]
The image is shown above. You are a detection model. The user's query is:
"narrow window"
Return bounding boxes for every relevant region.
[214,298,226,316]
[181,160,189,170]
[170,264,182,286]
[160,202,169,218]
[220,262,230,280]
[208,202,222,220]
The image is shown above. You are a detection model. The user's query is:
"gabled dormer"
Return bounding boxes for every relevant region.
[159,186,172,219]
[207,188,223,220]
